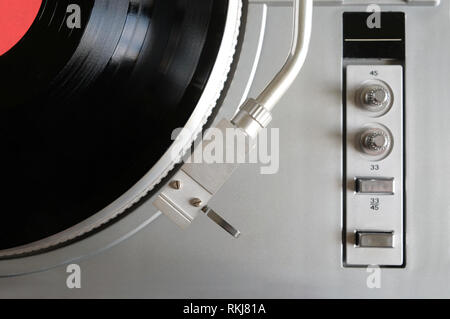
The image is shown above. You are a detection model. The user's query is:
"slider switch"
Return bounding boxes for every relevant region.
[356,177,394,195]
[356,231,394,248]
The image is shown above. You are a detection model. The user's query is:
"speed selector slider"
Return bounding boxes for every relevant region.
[356,231,394,249]
[355,177,395,195]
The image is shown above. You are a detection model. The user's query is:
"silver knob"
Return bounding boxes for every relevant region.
[360,84,391,112]
[360,128,391,156]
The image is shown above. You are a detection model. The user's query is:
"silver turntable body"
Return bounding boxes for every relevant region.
[2,0,450,298]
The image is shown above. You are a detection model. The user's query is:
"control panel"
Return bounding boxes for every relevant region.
[343,13,405,267]
[345,65,404,266]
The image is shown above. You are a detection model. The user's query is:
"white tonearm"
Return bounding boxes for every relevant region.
[153,0,313,237]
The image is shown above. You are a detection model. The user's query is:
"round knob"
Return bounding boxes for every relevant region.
[360,128,391,156]
[359,84,391,112]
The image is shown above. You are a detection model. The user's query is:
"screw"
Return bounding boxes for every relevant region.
[191,198,202,207]
[170,180,181,190]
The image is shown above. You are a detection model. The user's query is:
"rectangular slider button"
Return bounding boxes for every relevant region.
[356,177,394,195]
[356,231,394,248]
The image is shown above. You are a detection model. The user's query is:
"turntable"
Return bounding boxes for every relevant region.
[1,0,450,299]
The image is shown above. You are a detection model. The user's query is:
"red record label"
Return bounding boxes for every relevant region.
[0,0,42,56]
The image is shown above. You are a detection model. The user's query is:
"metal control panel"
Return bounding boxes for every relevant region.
[344,65,404,266]
[343,12,405,267]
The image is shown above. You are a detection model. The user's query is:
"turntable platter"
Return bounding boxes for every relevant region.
[0,0,242,255]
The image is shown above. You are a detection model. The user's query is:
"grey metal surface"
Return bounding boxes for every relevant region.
[1,0,450,298]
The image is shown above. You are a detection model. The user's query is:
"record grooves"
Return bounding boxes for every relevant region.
[0,0,230,251]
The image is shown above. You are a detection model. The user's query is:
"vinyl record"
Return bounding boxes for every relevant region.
[0,0,233,252]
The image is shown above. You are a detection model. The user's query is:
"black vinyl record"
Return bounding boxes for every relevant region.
[0,0,229,251]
